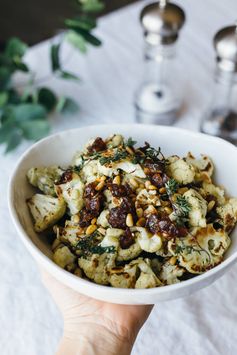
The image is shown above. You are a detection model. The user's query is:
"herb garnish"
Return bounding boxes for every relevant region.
[125,137,137,147]
[75,232,116,256]
[173,195,191,226]
[99,150,127,165]
[165,178,179,196]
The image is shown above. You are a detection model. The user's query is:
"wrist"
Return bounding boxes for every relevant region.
[57,320,136,355]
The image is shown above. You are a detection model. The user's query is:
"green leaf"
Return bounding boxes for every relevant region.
[12,57,29,72]
[38,87,57,111]
[60,70,80,81]
[20,119,50,140]
[0,92,8,108]
[0,67,11,91]
[80,0,104,12]
[5,37,28,59]
[66,30,87,53]
[50,43,61,72]
[65,17,96,31]
[5,129,22,153]
[74,28,102,46]
[56,97,79,115]
[11,103,47,122]
[0,119,15,144]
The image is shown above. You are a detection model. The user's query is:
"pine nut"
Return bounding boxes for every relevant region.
[145,180,151,189]
[164,207,173,214]
[178,187,188,194]
[98,227,106,235]
[207,200,215,212]
[113,175,121,185]
[161,200,170,207]
[126,146,134,155]
[169,256,177,265]
[95,180,105,191]
[126,213,134,227]
[139,183,145,189]
[144,205,156,216]
[91,217,97,225]
[136,217,146,227]
[86,224,97,235]
[159,187,166,194]
[136,207,144,218]
[148,184,157,190]
[72,214,80,223]
[130,178,138,188]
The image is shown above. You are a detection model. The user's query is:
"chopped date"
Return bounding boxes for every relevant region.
[146,214,187,238]
[119,228,135,249]
[55,169,73,184]
[85,195,103,215]
[87,137,107,153]
[149,173,164,188]
[79,208,96,227]
[109,183,127,197]
[144,161,164,174]
[108,196,136,229]
[108,207,127,229]
[84,182,97,198]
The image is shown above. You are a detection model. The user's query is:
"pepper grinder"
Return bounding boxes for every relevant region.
[201,24,237,143]
[135,0,185,125]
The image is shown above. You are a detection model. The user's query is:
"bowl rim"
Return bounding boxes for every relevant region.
[8,123,237,297]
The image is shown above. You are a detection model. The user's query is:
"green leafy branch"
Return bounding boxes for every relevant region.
[0,0,104,153]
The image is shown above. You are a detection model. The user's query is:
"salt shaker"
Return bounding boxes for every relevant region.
[135,0,185,125]
[201,24,237,143]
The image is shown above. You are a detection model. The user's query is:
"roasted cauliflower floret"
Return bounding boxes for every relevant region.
[168,224,230,274]
[117,242,142,261]
[27,166,62,196]
[217,198,237,233]
[106,134,124,148]
[167,157,195,184]
[100,228,141,261]
[27,194,66,232]
[133,227,163,253]
[183,189,207,227]
[159,261,185,285]
[55,220,82,247]
[134,259,162,288]
[78,253,116,285]
[81,160,99,183]
[136,189,161,207]
[97,160,146,179]
[201,182,226,206]
[97,209,110,228]
[185,153,214,182]
[55,172,84,215]
[110,263,137,288]
[53,246,76,268]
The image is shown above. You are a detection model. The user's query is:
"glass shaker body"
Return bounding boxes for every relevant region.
[135,42,182,125]
[201,68,237,143]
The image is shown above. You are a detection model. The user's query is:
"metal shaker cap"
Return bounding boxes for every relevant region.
[140,0,185,45]
[214,24,237,72]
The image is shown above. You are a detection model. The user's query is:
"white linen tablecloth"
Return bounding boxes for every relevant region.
[1,1,237,354]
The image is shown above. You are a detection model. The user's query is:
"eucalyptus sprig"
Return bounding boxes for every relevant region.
[0,0,104,153]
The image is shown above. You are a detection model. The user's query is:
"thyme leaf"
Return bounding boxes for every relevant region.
[165,178,179,196]
[75,233,116,256]
[125,137,137,147]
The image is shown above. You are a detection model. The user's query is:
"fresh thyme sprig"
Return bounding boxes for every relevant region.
[165,178,179,196]
[75,232,116,256]
[172,195,191,226]
[99,150,128,165]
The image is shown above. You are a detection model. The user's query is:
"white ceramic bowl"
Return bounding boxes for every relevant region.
[8,124,237,304]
